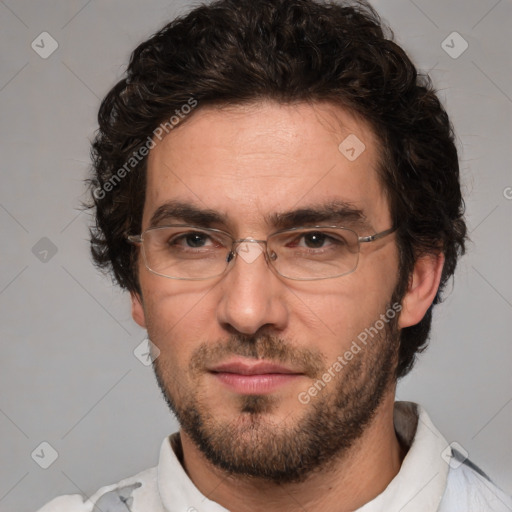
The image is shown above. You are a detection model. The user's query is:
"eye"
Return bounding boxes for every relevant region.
[300,231,329,249]
[276,229,352,256]
[292,231,345,249]
[174,232,211,248]
[170,231,217,249]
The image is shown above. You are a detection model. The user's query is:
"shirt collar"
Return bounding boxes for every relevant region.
[357,401,450,512]
[157,432,229,512]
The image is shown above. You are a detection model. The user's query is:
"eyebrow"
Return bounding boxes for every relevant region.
[149,201,227,228]
[148,200,374,233]
[267,201,374,232]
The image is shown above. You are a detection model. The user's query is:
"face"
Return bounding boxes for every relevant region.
[132,101,402,483]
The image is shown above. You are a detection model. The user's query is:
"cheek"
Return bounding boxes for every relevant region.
[302,287,386,346]
[140,278,219,357]
[291,253,399,358]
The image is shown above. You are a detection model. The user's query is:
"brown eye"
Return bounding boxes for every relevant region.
[182,233,208,248]
[303,232,327,248]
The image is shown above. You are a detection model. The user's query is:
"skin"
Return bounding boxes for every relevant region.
[130,101,444,512]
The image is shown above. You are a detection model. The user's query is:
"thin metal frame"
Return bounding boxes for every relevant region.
[126,224,396,281]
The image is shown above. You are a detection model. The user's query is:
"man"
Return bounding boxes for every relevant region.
[38,0,511,510]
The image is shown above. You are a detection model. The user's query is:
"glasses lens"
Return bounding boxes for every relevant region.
[142,226,231,279]
[268,227,359,280]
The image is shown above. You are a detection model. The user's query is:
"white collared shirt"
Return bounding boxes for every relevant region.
[37,401,512,512]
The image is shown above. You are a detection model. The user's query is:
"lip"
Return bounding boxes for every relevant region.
[209,358,303,394]
[210,359,300,375]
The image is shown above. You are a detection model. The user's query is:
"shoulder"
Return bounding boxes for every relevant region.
[36,466,163,512]
[440,453,512,512]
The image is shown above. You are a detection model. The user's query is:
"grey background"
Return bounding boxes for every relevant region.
[0,0,511,510]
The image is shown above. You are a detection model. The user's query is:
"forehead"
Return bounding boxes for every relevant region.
[144,101,390,232]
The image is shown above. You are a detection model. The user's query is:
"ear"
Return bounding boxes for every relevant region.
[398,252,445,328]
[130,291,147,328]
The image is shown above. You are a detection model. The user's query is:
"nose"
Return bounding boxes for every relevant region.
[216,241,289,335]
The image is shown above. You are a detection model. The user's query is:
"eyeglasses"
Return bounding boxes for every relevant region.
[126,224,396,281]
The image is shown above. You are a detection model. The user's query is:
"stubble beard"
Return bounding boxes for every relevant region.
[152,303,400,484]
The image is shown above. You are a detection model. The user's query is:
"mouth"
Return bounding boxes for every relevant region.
[208,358,304,394]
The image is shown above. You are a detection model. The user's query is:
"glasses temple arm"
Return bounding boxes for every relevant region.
[358,226,396,243]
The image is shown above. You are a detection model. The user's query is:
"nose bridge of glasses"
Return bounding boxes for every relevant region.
[229,238,269,265]
[232,237,267,246]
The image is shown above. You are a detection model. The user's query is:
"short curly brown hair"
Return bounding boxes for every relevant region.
[88,0,466,378]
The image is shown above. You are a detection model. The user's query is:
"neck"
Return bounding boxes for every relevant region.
[179,392,405,512]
